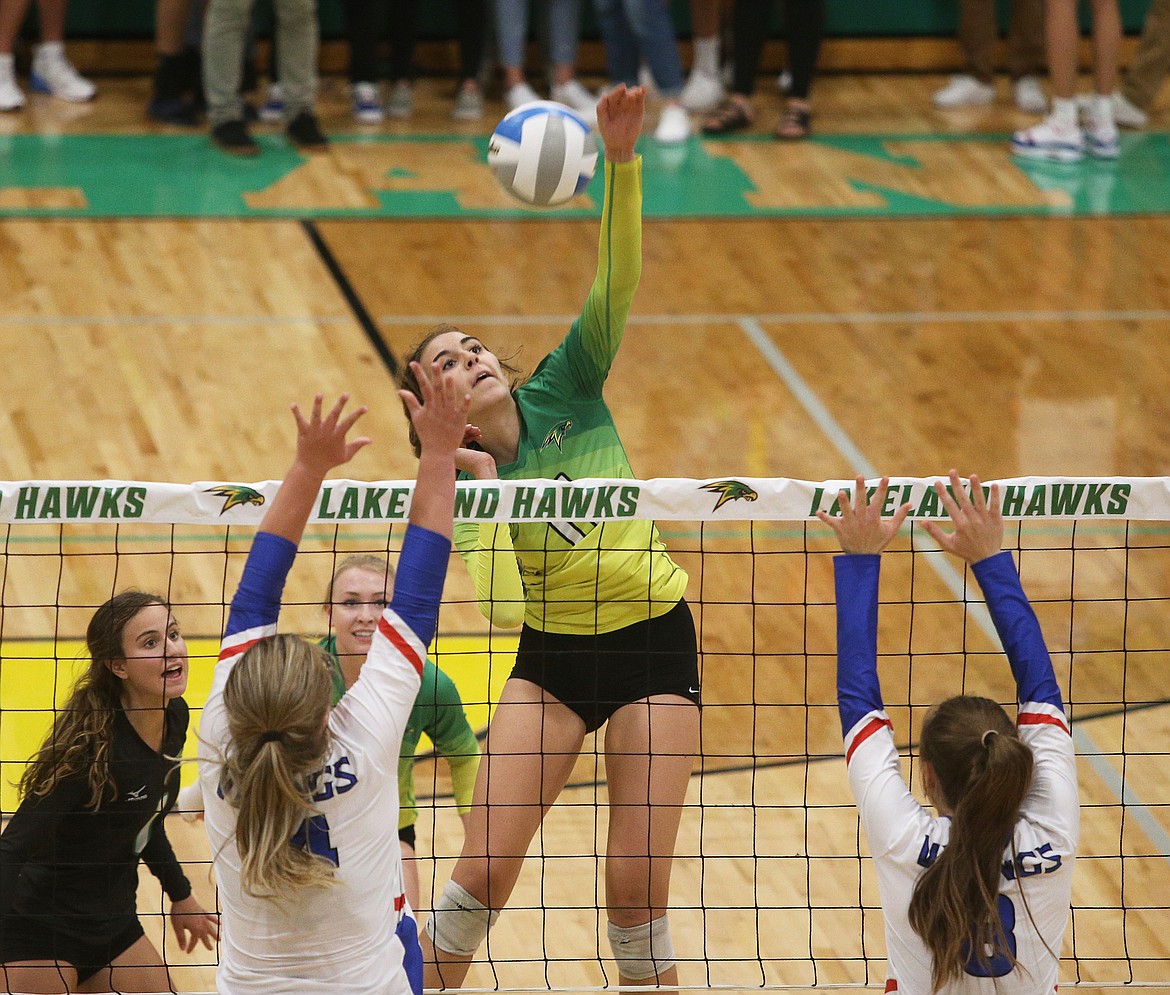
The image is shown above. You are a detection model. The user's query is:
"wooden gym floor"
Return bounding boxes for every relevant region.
[1,70,1169,992]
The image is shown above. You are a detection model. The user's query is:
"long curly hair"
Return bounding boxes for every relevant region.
[908,695,1035,991]
[19,591,169,810]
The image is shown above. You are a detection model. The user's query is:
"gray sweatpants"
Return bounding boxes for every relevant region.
[203,0,319,126]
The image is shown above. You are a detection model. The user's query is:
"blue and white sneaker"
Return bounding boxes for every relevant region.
[353,81,384,124]
[258,83,284,124]
[1011,117,1084,164]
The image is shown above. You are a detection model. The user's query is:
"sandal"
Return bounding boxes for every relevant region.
[701,97,754,135]
[774,101,811,140]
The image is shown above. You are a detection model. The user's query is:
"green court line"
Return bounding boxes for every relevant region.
[1,131,1167,219]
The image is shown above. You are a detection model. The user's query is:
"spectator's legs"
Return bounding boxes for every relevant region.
[27,0,96,100]
[343,0,379,84]
[388,0,420,82]
[729,0,769,97]
[547,0,580,86]
[1122,0,1170,109]
[957,0,997,84]
[593,0,640,87]
[455,0,486,85]
[0,0,33,110]
[783,0,822,100]
[203,0,251,124]
[1088,0,1121,94]
[273,0,318,120]
[495,0,529,90]
[623,0,684,97]
[1005,0,1045,80]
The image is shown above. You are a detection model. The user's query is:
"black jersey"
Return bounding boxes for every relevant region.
[0,698,192,942]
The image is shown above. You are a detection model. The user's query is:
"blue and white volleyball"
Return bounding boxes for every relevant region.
[488,101,598,207]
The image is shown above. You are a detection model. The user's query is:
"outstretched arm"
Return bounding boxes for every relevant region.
[259,394,371,545]
[924,470,1063,711]
[820,479,926,856]
[225,396,371,637]
[565,84,645,390]
[819,477,911,736]
[389,361,470,645]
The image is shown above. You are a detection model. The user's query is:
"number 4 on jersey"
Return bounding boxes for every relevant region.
[291,813,339,866]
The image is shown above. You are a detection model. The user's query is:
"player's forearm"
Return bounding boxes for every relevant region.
[834,554,886,735]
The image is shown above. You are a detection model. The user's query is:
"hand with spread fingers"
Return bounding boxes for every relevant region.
[817,476,912,555]
[921,470,1003,565]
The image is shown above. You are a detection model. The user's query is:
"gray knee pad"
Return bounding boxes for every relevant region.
[424,880,500,957]
[607,914,676,980]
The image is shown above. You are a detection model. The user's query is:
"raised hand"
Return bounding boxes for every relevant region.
[398,360,471,459]
[817,476,912,555]
[596,83,645,164]
[290,394,371,475]
[922,470,1003,564]
[259,394,371,545]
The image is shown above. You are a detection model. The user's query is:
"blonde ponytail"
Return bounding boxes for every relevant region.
[221,634,336,900]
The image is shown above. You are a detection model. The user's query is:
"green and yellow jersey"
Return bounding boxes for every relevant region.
[455,156,689,636]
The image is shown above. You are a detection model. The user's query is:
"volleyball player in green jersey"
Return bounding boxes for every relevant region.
[400,84,700,990]
[318,553,481,912]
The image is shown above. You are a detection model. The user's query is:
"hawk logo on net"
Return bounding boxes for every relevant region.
[541,419,573,451]
[701,480,759,512]
[206,485,266,515]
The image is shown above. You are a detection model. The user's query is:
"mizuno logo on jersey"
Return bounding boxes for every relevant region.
[125,785,148,802]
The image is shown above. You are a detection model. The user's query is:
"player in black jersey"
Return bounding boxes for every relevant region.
[0,591,218,993]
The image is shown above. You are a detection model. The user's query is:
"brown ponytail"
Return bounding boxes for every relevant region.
[908,695,1035,991]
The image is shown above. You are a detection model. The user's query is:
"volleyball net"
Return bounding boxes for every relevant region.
[0,475,1167,991]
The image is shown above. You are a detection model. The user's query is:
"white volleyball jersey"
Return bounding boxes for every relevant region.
[836,552,1080,995]
[198,530,442,995]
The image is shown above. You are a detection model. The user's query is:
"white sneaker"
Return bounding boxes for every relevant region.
[0,72,25,111]
[777,70,792,91]
[505,81,540,110]
[1076,90,1148,130]
[1113,91,1148,129]
[1083,114,1120,159]
[1011,116,1085,163]
[352,81,384,123]
[1013,74,1046,114]
[654,102,690,143]
[550,79,598,127]
[933,74,995,109]
[451,84,484,121]
[30,46,95,102]
[259,83,284,123]
[387,80,412,120]
[679,69,724,112]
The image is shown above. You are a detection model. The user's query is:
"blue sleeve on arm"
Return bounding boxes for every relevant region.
[225,531,298,637]
[972,551,1063,710]
[835,554,886,737]
[391,524,452,647]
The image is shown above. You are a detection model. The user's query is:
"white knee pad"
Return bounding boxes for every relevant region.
[424,881,500,957]
[607,914,676,980]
